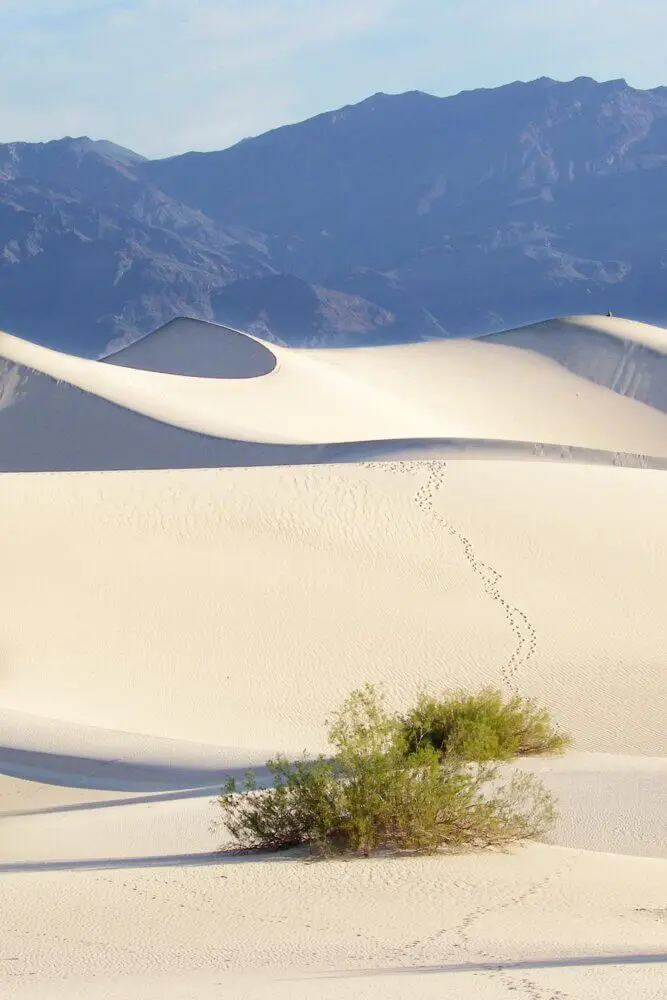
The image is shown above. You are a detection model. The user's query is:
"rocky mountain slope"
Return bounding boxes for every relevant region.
[2,77,667,355]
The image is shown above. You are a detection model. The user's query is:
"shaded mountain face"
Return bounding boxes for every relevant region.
[0,138,276,354]
[3,77,667,355]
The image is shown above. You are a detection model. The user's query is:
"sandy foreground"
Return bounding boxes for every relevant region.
[0,316,666,998]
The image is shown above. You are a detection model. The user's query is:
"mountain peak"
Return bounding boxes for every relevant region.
[46,135,146,164]
[3,74,667,356]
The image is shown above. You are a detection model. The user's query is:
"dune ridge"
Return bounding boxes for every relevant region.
[2,314,667,471]
[1,314,666,999]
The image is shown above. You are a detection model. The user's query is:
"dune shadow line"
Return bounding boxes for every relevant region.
[0,784,224,819]
[313,952,667,978]
[0,744,269,793]
[0,849,296,874]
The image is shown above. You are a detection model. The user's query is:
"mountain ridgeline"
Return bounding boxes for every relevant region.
[2,76,667,355]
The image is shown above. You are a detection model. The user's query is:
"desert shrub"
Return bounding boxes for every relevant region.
[401,687,571,763]
[219,685,556,857]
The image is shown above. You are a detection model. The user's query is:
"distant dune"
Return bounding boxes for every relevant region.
[1,314,665,1000]
[103,317,278,377]
[1,314,667,471]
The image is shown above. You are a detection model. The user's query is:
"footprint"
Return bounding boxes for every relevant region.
[415,463,537,692]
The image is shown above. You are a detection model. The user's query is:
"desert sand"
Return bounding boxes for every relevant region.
[0,314,665,999]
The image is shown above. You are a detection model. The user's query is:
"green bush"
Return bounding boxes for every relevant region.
[401,687,571,763]
[219,685,557,857]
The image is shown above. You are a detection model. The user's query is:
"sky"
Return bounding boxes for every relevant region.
[1,0,666,159]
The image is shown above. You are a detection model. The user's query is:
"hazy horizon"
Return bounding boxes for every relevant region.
[6,73,665,162]
[2,0,665,158]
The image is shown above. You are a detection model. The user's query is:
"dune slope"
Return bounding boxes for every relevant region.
[103,316,278,377]
[1,314,667,470]
[0,460,666,754]
[1,314,666,999]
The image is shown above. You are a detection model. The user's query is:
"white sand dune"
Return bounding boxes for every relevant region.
[483,314,667,411]
[2,313,667,469]
[1,314,666,999]
[104,316,279,377]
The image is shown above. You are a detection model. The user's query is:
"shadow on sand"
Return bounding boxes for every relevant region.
[0,743,269,795]
[312,952,667,978]
[0,848,302,874]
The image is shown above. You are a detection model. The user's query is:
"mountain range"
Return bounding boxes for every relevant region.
[2,75,667,356]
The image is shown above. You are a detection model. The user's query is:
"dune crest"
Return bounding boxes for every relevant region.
[1,313,666,1000]
[1,314,667,470]
[103,317,278,377]
[483,314,667,412]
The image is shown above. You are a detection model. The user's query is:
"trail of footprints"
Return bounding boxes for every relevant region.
[364,459,558,997]
[413,464,562,999]
[396,860,574,1000]
[413,461,537,691]
[451,862,574,1000]
[360,457,538,687]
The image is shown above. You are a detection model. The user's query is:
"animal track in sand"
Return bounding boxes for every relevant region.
[363,459,538,692]
[398,859,575,999]
[413,461,537,691]
[454,863,574,1000]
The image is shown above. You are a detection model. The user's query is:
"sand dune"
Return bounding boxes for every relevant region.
[2,314,667,470]
[483,314,667,411]
[104,316,278,377]
[1,460,666,754]
[1,314,666,999]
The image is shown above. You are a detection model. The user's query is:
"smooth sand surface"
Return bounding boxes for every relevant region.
[2,314,667,470]
[1,315,666,998]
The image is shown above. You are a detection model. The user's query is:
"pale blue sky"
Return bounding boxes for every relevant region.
[1,0,665,158]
